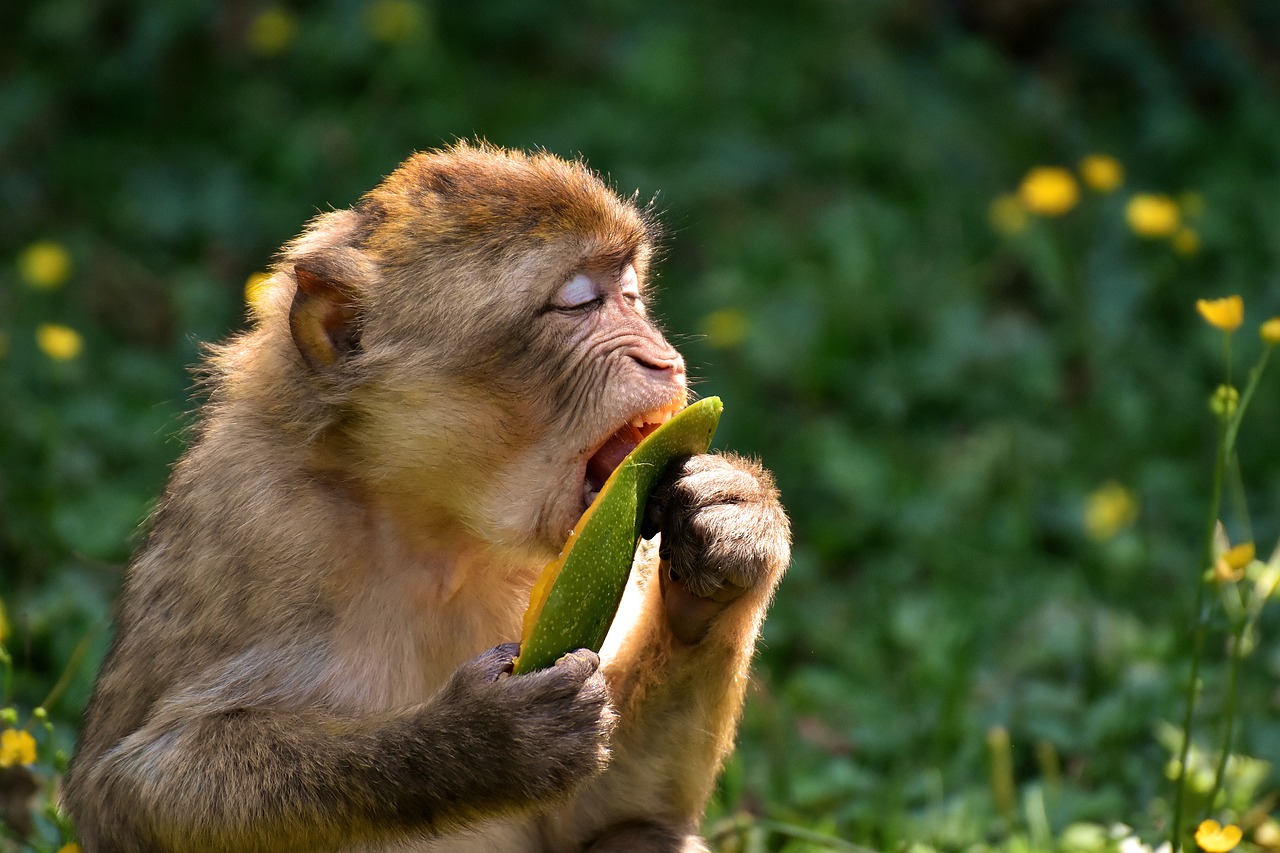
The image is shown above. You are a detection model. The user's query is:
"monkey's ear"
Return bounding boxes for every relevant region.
[289,265,361,371]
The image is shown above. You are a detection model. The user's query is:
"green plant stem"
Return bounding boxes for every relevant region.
[1170,419,1228,853]
[1223,331,1233,388]
[1206,621,1245,810]
[39,621,104,712]
[1204,345,1274,811]
[1225,346,1271,453]
[1171,343,1273,850]
[1,645,12,706]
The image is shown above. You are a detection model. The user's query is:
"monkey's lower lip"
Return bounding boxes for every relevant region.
[581,405,680,507]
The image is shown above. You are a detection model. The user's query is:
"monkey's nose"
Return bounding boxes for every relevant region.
[634,351,685,376]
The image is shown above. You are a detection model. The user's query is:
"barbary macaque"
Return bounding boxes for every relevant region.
[65,143,791,853]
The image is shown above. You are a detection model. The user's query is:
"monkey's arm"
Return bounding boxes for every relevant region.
[549,453,790,850]
[71,645,611,853]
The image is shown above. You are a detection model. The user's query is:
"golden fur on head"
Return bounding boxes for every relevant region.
[203,142,671,554]
[225,142,656,399]
[359,143,656,265]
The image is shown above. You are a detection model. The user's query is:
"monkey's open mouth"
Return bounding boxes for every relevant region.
[582,402,683,508]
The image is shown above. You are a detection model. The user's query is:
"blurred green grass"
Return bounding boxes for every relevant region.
[3,0,1280,848]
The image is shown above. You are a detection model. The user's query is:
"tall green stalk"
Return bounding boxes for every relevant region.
[1169,325,1274,852]
[1207,622,1244,810]
[1169,419,1228,853]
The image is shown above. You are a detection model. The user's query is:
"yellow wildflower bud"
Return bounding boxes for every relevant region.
[1084,481,1139,542]
[1209,384,1239,419]
[1261,317,1280,346]
[0,728,36,767]
[989,194,1029,236]
[57,844,83,853]
[1196,296,1244,332]
[1195,820,1243,853]
[366,0,426,43]
[1224,542,1256,569]
[1126,194,1180,237]
[1214,544,1254,583]
[248,6,296,56]
[0,709,16,727]
[0,598,7,644]
[1173,227,1200,257]
[702,308,748,349]
[36,323,83,361]
[1214,559,1243,583]
[1018,166,1079,216]
[1079,155,1124,193]
[18,240,72,290]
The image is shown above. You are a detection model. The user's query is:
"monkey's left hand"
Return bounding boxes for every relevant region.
[646,453,791,644]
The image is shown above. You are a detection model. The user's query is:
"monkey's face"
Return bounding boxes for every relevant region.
[427,243,688,557]
[347,251,686,558]
[507,255,687,553]
[285,148,687,559]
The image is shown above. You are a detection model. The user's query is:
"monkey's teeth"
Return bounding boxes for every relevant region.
[584,402,683,508]
[629,405,679,431]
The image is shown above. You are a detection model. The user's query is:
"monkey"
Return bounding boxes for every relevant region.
[64,142,791,853]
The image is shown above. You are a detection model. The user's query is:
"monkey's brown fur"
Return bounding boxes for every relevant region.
[66,143,790,853]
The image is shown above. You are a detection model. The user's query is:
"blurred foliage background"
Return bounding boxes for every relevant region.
[3,0,1280,849]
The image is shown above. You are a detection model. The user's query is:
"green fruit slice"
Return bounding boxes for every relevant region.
[513,396,724,674]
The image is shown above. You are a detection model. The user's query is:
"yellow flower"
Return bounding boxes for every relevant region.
[702,308,748,349]
[36,323,83,361]
[57,844,82,853]
[1214,542,1255,583]
[1079,155,1124,193]
[1261,317,1280,346]
[1224,542,1256,567]
[245,271,273,315]
[1084,481,1139,542]
[989,194,1029,236]
[248,6,296,56]
[18,240,72,290]
[1196,296,1244,332]
[1195,820,1243,853]
[1126,194,1180,237]
[0,598,8,644]
[0,728,36,767]
[366,0,427,43]
[37,324,83,360]
[1173,227,1200,257]
[1018,166,1079,216]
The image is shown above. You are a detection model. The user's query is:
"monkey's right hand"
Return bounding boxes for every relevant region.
[424,643,615,815]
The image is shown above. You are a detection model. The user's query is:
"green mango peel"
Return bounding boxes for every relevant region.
[513,396,723,674]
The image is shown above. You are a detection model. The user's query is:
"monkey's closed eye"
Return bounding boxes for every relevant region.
[551,273,602,311]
